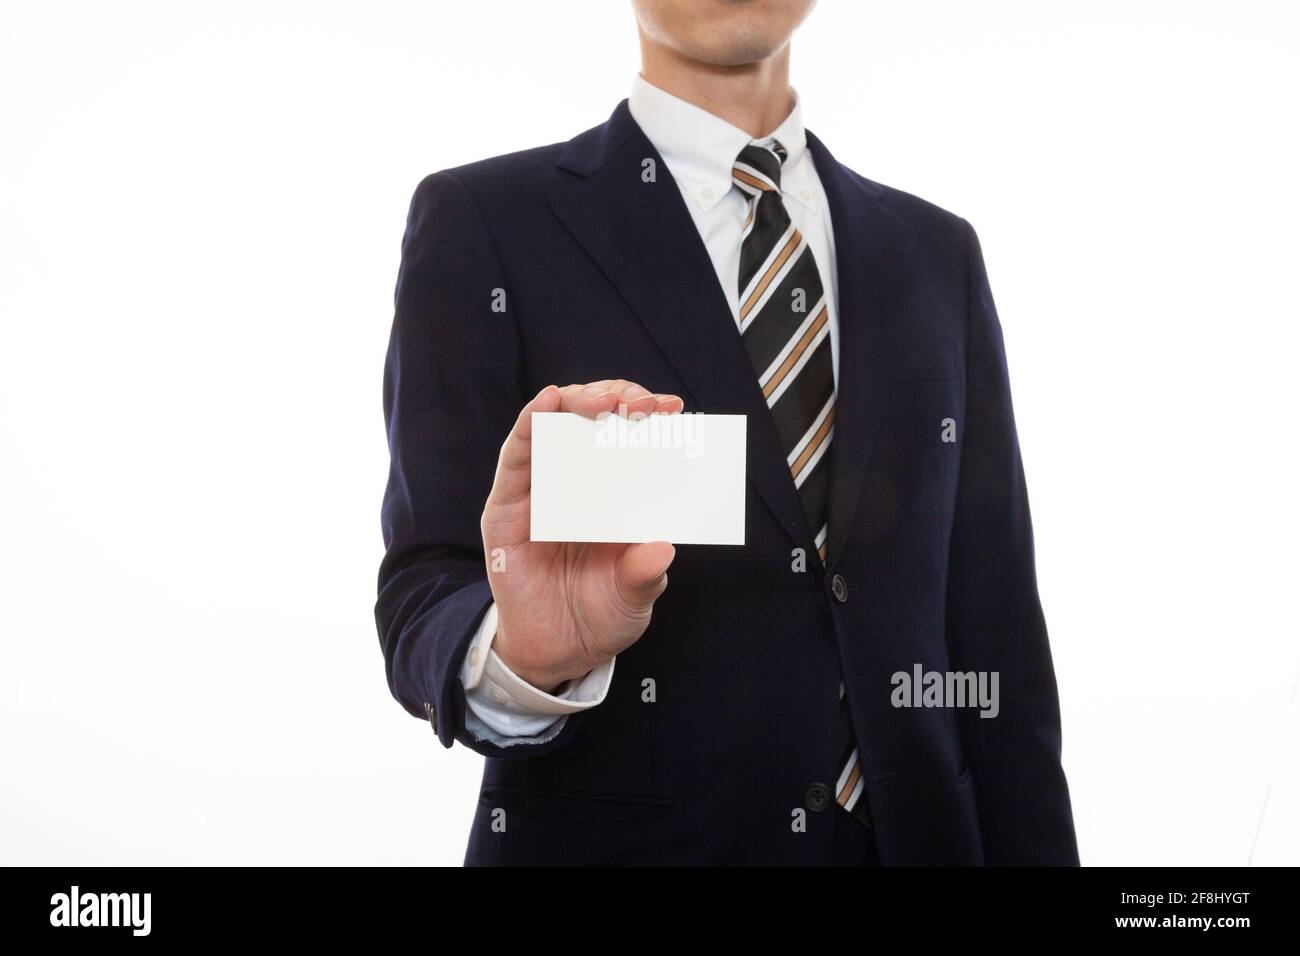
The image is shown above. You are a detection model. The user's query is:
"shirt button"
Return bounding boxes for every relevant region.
[831,574,848,603]
[490,688,509,706]
[700,186,715,200]
[467,646,479,668]
[804,782,832,812]
[800,189,812,201]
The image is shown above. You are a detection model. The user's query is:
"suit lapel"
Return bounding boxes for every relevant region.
[549,101,816,554]
[806,131,916,568]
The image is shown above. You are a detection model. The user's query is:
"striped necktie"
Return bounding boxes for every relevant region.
[732,141,872,830]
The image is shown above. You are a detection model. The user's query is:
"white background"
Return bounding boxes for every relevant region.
[2,0,1297,866]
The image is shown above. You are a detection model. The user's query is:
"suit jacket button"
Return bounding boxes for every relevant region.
[804,782,832,812]
[424,701,437,734]
[830,574,848,603]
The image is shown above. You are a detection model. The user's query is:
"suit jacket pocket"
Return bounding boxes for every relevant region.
[479,784,675,824]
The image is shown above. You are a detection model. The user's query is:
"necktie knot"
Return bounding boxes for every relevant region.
[733,141,787,195]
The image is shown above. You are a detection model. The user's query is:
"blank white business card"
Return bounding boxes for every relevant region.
[530,412,746,545]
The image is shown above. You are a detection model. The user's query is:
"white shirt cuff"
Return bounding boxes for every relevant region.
[461,602,615,739]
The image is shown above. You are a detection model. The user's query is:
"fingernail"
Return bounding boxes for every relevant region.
[621,385,644,399]
[583,385,607,398]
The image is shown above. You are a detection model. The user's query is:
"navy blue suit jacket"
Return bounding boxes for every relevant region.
[377,101,1079,865]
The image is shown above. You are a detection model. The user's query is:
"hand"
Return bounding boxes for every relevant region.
[480,380,684,692]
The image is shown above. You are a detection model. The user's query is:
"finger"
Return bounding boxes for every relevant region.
[651,393,685,414]
[559,380,653,419]
[557,380,680,420]
[556,381,621,419]
[614,541,676,607]
[485,384,560,511]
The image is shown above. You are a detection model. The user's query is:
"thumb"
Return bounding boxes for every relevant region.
[482,385,562,549]
[614,541,676,606]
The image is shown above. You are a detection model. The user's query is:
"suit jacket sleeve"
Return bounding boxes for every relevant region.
[375,172,584,758]
[944,221,1080,864]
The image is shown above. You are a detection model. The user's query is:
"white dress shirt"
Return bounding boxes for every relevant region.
[461,74,841,747]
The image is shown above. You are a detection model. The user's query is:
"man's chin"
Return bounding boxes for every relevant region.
[689,37,789,68]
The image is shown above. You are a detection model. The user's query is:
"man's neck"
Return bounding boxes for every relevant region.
[638,38,794,138]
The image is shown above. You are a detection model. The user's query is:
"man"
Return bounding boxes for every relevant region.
[377,0,1078,865]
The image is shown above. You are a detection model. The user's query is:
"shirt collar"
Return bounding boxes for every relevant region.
[628,74,815,214]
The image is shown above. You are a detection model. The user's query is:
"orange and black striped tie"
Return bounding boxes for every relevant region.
[733,141,870,828]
